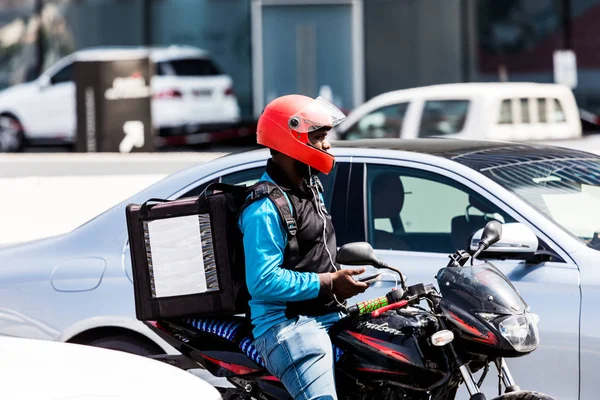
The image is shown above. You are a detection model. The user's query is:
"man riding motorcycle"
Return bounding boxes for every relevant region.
[238,94,368,399]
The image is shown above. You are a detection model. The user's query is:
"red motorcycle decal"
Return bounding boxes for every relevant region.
[347,331,411,364]
[448,311,499,345]
[259,376,281,382]
[470,332,499,345]
[201,354,262,375]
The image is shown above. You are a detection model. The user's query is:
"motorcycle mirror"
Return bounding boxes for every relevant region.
[471,220,503,262]
[479,220,503,251]
[337,242,408,291]
[336,242,383,268]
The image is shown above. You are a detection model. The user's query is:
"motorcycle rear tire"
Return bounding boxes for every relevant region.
[490,390,556,400]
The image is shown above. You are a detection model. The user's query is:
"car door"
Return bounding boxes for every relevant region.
[346,158,580,400]
[28,63,76,139]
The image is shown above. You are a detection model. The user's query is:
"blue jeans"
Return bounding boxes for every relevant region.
[252,312,345,400]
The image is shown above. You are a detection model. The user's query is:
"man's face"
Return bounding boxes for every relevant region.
[308,128,331,152]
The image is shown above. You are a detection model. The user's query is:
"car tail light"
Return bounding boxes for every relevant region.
[153,89,183,99]
[224,87,235,96]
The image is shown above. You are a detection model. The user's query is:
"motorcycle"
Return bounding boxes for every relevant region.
[145,221,556,400]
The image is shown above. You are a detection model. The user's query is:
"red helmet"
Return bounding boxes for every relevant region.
[257,94,345,174]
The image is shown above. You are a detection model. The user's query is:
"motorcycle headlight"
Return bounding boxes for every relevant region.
[498,313,539,352]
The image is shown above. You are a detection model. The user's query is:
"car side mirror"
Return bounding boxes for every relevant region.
[470,222,538,258]
[336,242,382,267]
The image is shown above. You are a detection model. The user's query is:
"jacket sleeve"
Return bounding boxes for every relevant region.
[239,198,332,302]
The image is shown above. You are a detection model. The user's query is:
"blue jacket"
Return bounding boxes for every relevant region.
[238,171,328,338]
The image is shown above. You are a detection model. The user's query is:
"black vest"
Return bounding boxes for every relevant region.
[264,160,345,318]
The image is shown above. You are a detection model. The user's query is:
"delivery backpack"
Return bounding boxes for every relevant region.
[125,181,299,322]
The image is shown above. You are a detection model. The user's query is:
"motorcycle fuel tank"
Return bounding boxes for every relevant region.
[332,308,449,392]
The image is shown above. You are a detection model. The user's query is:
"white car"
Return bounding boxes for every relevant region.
[333,82,581,143]
[0,45,241,152]
[1,336,221,399]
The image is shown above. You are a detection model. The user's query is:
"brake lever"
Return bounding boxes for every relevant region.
[372,300,409,317]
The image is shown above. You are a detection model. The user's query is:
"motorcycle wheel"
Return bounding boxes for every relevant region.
[490,390,556,400]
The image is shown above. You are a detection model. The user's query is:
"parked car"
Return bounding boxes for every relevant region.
[0,139,598,399]
[1,336,221,399]
[332,82,581,143]
[0,45,241,152]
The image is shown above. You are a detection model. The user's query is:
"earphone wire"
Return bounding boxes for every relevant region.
[307,167,346,308]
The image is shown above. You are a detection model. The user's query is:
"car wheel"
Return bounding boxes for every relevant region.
[86,335,164,356]
[0,114,25,153]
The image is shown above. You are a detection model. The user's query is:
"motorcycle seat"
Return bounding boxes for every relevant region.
[181,316,266,367]
[181,316,345,367]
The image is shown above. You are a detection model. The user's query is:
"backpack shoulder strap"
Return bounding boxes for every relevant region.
[240,181,299,267]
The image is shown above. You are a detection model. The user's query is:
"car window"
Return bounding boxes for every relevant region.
[520,98,530,123]
[177,178,218,199]
[176,167,264,200]
[538,98,547,123]
[221,167,265,186]
[498,99,513,124]
[342,103,408,140]
[176,164,339,208]
[552,98,566,122]
[224,163,340,207]
[51,64,73,85]
[223,164,339,208]
[156,58,222,77]
[418,100,469,138]
[366,164,515,253]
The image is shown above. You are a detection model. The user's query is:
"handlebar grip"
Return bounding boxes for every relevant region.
[348,295,389,317]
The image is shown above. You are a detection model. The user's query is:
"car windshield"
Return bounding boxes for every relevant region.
[418,100,470,138]
[479,157,600,251]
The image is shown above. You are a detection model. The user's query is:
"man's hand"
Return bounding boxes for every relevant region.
[331,268,369,300]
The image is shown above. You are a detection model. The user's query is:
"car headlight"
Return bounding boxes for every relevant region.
[498,313,539,352]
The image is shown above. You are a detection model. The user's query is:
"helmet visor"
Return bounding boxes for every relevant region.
[288,97,346,133]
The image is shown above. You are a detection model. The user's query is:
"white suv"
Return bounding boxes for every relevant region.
[0,45,241,152]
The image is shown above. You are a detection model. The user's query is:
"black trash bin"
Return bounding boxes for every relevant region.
[74,49,154,153]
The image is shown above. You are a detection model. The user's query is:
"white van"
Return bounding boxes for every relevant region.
[334,82,581,142]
